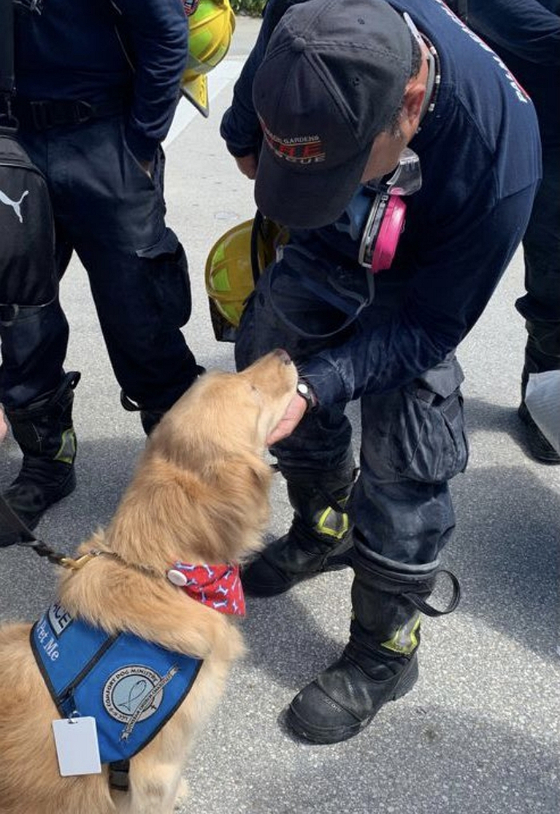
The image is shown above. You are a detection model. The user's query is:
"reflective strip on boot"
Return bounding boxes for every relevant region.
[54,428,77,465]
[314,497,350,540]
[380,614,420,656]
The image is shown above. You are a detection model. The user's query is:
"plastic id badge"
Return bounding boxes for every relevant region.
[52,717,102,776]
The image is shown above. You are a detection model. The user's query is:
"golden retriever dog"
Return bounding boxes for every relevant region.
[0,349,297,814]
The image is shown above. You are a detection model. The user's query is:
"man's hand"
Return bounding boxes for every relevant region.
[235,153,258,180]
[267,393,308,446]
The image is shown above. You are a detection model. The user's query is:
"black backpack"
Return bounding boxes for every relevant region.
[0,0,57,313]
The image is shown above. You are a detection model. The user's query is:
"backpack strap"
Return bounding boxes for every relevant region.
[0,0,17,131]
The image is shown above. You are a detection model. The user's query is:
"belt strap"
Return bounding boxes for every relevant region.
[14,96,124,130]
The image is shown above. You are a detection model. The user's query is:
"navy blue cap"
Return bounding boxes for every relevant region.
[253,0,413,229]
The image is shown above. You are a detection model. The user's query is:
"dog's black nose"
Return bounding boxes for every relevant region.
[274,348,292,365]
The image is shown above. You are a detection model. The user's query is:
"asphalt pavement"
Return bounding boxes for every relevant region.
[0,16,558,814]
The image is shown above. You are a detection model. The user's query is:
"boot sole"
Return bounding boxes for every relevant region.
[286,656,419,744]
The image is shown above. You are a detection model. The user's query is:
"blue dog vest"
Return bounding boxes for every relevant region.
[31,602,202,764]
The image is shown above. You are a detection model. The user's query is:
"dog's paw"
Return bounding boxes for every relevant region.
[174,777,189,810]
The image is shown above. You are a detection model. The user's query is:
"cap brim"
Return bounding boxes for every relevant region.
[254,139,372,229]
[180,75,209,118]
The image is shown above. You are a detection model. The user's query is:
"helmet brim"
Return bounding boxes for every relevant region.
[180,74,209,118]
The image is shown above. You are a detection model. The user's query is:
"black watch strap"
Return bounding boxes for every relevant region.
[296,379,318,412]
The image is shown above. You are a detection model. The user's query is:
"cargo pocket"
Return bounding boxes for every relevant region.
[136,228,192,328]
[399,356,469,483]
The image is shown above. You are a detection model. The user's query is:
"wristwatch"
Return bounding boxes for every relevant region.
[296,379,318,412]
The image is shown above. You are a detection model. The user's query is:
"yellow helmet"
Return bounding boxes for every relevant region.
[181,0,236,117]
[205,215,287,339]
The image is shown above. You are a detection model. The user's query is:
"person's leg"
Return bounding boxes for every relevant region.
[0,129,78,536]
[286,355,465,742]
[1,371,80,540]
[516,145,560,463]
[48,117,200,436]
[235,236,358,595]
[0,128,72,411]
[0,294,69,411]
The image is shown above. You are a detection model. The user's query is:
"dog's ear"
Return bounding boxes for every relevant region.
[106,456,214,559]
[106,451,272,566]
[178,453,273,562]
[193,453,273,562]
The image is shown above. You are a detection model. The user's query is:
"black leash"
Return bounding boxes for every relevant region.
[0,494,96,569]
[0,492,36,546]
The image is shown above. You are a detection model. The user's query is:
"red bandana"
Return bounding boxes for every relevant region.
[167,563,246,617]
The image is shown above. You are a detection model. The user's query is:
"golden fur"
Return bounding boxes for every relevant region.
[0,350,298,814]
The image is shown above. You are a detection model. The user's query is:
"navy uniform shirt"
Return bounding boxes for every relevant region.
[220,0,542,406]
[465,0,560,149]
[14,0,188,161]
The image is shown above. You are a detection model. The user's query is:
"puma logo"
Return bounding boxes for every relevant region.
[0,189,29,223]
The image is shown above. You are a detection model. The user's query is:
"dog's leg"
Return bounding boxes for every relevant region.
[113,762,183,814]
[174,776,190,810]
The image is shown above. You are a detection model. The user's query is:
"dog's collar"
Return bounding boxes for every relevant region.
[79,549,245,617]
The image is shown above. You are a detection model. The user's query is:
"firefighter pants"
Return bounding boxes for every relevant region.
[515,144,560,392]
[1,114,197,411]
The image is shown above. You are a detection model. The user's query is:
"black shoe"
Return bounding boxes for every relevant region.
[518,402,560,464]
[140,408,167,436]
[242,524,353,597]
[1,459,76,540]
[286,651,418,744]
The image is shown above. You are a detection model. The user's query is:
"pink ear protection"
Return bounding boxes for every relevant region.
[358,148,421,274]
[372,196,408,272]
[358,193,407,273]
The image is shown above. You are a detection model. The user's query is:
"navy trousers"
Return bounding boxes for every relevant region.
[0,114,197,412]
[235,230,469,571]
[515,144,560,393]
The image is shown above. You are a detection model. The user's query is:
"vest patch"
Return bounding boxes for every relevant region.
[32,602,202,764]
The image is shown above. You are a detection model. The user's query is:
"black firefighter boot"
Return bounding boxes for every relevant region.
[286,552,461,743]
[2,372,80,539]
[120,389,166,436]
[242,452,358,596]
[140,409,167,436]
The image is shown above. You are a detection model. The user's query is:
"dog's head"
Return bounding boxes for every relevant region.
[155,348,298,463]
[106,350,298,566]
